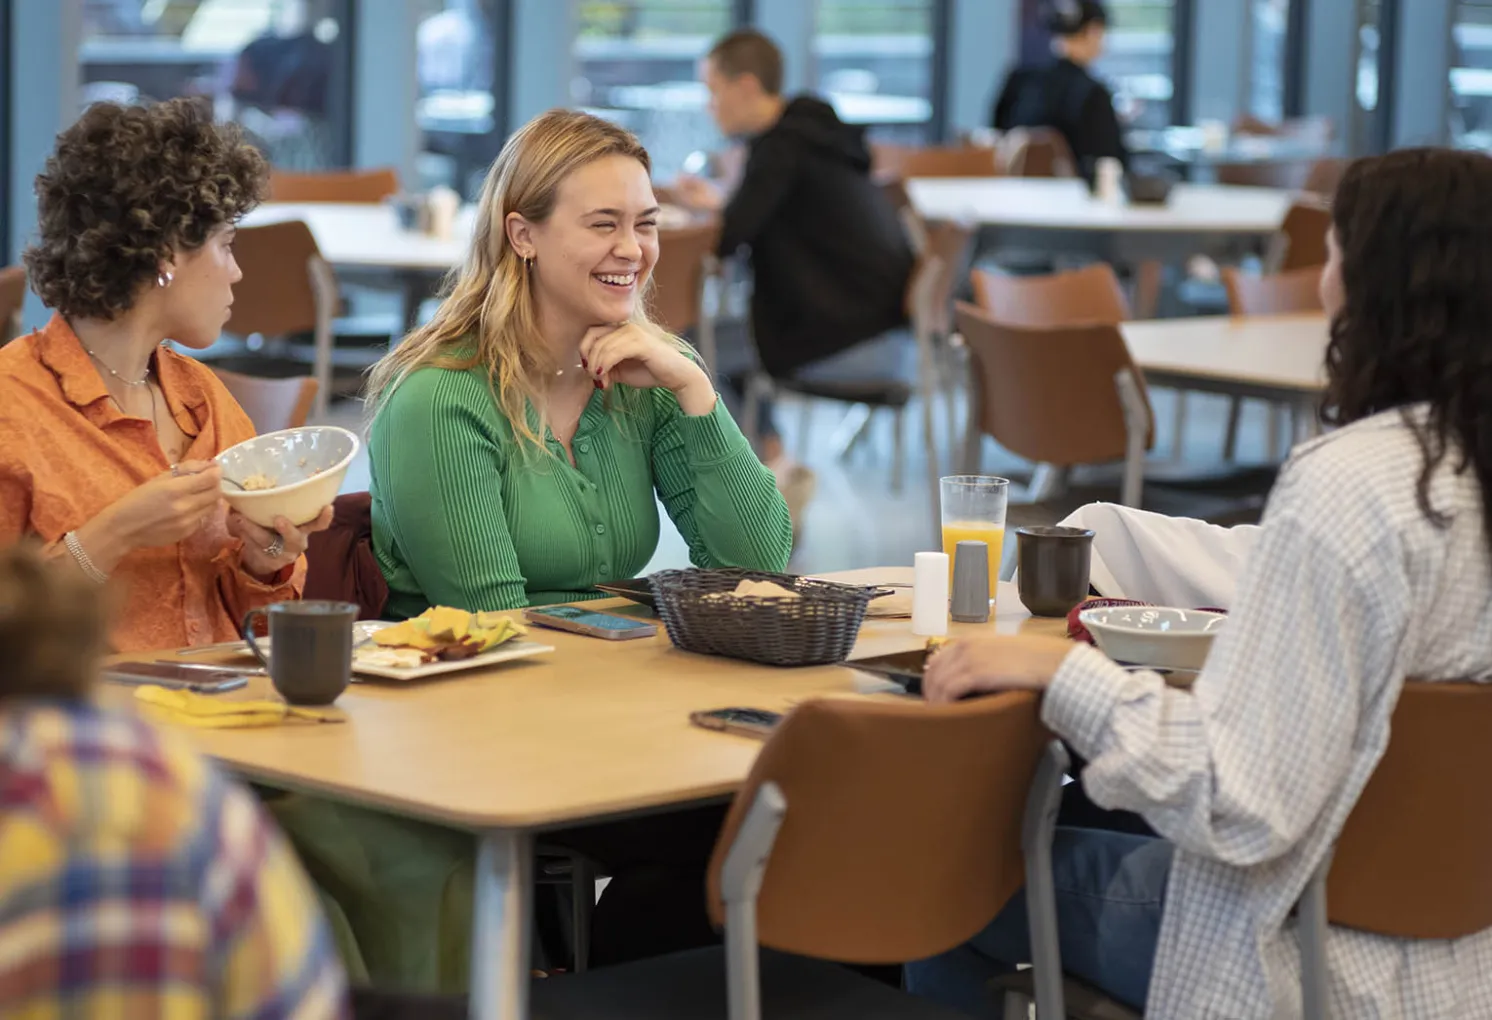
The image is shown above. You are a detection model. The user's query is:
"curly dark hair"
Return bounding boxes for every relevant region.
[1323,147,1492,539]
[23,98,267,320]
[0,543,108,703]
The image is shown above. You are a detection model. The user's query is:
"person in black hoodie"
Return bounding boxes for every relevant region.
[676,29,914,522]
[993,0,1128,180]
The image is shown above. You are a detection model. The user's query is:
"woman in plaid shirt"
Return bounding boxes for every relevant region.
[0,543,349,1018]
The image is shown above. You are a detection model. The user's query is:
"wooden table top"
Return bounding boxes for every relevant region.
[1123,312,1329,394]
[906,177,1295,234]
[104,570,1066,833]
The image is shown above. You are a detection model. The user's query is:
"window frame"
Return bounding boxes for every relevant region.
[1,0,10,262]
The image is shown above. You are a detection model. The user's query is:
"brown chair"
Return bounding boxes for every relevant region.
[529,695,1071,1020]
[268,167,400,204]
[223,220,339,419]
[1297,680,1492,1017]
[210,367,319,433]
[872,143,999,181]
[970,263,1130,328]
[1221,265,1323,318]
[1274,201,1332,272]
[1214,159,1319,191]
[0,266,25,346]
[955,302,1153,507]
[997,127,1079,178]
[651,222,721,367]
[1302,158,1348,198]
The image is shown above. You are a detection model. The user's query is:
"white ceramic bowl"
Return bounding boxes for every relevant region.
[1078,605,1227,672]
[216,426,359,527]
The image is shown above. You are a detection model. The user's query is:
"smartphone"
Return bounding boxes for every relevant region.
[523,605,658,640]
[102,660,254,693]
[689,707,783,740]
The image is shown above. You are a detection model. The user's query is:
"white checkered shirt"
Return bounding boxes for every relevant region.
[1045,405,1492,1019]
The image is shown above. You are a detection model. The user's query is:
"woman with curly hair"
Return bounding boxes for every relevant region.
[906,148,1492,1017]
[0,98,331,651]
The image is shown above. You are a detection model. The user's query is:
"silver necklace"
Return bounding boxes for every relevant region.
[81,343,150,387]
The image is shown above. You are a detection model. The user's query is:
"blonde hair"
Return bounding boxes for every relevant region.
[365,108,691,453]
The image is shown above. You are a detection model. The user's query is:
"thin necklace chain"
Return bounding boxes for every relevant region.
[81,342,150,387]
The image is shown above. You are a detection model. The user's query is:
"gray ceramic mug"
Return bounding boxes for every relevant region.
[243,601,358,705]
[1016,526,1095,618]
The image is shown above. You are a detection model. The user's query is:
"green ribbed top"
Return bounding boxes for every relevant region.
[368,367,793,618]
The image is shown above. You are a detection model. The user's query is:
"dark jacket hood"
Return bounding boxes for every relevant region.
[764,96,872,172]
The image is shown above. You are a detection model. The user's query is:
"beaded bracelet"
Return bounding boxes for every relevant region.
[63,530,109,585]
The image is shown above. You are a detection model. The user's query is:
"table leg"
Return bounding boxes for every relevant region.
[471,829,533,1020]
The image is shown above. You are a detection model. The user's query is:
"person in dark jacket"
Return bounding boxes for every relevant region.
[993,0,1128,179]
[676,29,914,524]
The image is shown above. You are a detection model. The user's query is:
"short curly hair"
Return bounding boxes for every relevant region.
[23,98,268,320]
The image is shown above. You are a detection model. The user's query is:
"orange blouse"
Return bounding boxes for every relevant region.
[0,315,304,652]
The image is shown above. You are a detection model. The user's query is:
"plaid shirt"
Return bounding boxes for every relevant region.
[1048,406,1492,1019]
[0,700,348,1019]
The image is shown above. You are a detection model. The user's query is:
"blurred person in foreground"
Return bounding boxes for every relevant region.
[0,98,331,653]
[0,542,348,1017]
[676,29,915,534]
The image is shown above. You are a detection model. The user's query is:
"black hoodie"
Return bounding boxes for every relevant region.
[717,96,915,377]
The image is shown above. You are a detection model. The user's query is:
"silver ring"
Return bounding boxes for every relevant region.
[264,535,285,559]
[170,464,180,477]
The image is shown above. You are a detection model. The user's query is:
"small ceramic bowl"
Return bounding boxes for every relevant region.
[216,426,358,527]
[1077,605,1227,672]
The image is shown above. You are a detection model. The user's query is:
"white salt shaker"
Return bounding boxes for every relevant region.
[1095,157,1124,206]
[912,551,950,637]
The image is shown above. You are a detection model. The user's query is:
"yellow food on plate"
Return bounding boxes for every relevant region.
[368,606,526,661]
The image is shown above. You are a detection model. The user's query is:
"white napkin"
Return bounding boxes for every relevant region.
[1050,503,1262,609]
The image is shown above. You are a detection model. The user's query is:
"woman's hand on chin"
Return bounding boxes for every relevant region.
[580,323,715,415]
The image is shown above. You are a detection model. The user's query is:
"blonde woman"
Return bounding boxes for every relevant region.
[272,110,787,991]
[365,108,791,616]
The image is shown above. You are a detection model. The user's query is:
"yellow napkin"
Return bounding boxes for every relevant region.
[134,685,345,729]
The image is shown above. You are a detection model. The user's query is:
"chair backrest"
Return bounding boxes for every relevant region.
[224,220,324,337]
[1213,160,1317,191]
[971,263,1130,327]
[269,167,400,204]
[1326,681,1492,939]
[873,143,999,181]
[997,127,1078,178]
[955,301,1153,466]
[1273,201,1332,273]
[1302,158,1348,198]
[1221,266,1324,317]
[0,266,25,346]
[210,367,319,433]
[706,693,1052,964]
[650,222,720,336]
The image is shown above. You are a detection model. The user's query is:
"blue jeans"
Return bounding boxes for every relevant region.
[904,828,1173,1017]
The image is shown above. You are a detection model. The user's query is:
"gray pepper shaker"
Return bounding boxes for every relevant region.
[950,540,991,623]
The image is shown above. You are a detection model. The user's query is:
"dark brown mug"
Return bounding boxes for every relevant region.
[1016,526,1095,618]
[242,600,358,706]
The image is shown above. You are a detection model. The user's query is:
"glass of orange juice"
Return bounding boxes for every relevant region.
[940,475,1009,598]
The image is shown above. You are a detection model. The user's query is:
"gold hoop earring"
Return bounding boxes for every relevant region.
[523,255,534,272]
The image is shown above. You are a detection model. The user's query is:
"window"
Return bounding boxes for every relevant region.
[1,0,10,261]
[79,0,353,169]
[1092,0,1178,131]
[1353,0,1396,153]
[1451,1,1492,151]
[813,0,940,145]
[1249,0,1288,121]
[572,1,737,179]
[417,0,507,197]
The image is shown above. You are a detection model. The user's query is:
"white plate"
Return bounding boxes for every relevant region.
[351,638,554,681]
[177,621,391,659]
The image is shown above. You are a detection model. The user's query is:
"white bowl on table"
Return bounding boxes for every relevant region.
[1077,605,1227,672]
[216,426,359,528]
